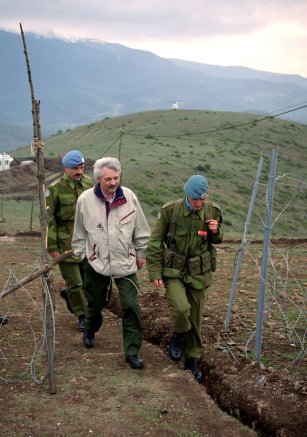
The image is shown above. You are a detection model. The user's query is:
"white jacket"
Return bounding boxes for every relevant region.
[72,186,150,278]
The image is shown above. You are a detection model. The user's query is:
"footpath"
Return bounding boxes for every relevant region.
[50,308,257,437]
[2,304,257,437]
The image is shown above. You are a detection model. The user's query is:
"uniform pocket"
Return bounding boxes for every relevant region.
[187,255,202,276]
[59,194,76,221]
[188,252,211,276]
[163,248,186,269]
[173,227,187,249]
[200,251,211,273]
[118,211,136,243]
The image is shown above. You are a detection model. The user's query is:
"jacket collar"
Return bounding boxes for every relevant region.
[94,184,127,209]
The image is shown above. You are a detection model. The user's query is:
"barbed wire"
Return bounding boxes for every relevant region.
[0,175,306,383]
[0,261,53,385]
[226,174,306,369]
[50,102,307,158]
[125,103,307,138]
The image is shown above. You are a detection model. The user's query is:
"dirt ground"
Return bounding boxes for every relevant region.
[0,236,306,437]
[0,158,95,199]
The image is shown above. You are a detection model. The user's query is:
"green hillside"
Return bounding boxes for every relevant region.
[12,109,307,237]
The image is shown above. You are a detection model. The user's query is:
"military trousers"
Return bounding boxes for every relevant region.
[59,261,87,317]
[164,278,206,359]
[83,259,142,355]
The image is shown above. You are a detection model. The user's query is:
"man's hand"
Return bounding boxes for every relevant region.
[152,279,164,287]
[136,257,145,270]
[206,219,218,234]
[49,251,60,258]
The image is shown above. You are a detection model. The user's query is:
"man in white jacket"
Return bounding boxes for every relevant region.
[72,157,150,369]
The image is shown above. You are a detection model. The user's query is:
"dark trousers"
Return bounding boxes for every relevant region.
[59,262,87,317]
[83,259,142,355]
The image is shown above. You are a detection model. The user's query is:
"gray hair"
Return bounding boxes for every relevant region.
[93,157,122,180]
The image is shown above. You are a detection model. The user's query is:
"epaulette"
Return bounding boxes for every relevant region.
[210,201,221,212]
[161,198,184,210]
[48,176,63,188]
[83,174,93,181]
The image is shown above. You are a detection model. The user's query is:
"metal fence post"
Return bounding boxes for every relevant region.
[254,147,278,362]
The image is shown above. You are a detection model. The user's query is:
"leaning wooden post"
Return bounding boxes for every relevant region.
[20,23,56,394]
[1,249,73,299]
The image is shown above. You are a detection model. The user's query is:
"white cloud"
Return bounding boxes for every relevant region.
[1,0,307,76]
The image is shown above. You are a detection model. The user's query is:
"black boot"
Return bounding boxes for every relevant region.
[0,315,9,325]
[184,358,204,383]
[83,330,95,348]
[126,355,144,369]
[60,288,74,314]
[169,332,184,361]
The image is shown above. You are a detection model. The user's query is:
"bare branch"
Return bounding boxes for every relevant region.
[0,250,74,299]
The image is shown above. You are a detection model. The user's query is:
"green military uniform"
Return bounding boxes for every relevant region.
[146,198,223,359]
[46,172,94,317]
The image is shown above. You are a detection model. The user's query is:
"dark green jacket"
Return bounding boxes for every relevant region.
[46,173,94,262]
[146,199,223,289]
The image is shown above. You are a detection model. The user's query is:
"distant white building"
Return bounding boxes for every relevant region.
[0,153,14,171]
[171,100,183,110]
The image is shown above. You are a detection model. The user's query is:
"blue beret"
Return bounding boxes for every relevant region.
[184,175,209,199]
[62,150,84,168]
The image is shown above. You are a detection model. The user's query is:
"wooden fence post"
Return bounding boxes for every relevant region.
[20,23,56,394]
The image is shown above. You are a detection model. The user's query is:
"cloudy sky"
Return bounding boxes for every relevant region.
[1,0,307,77]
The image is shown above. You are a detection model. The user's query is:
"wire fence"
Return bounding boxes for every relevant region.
[0,168,306,386]
[0,262,52,385]
[223,168,306,371]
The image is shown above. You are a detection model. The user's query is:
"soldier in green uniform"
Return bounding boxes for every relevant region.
[146,175,223,382]
[46,150,94,332]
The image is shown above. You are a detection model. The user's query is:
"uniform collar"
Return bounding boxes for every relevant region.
[183,197,205,219]
[63,172,86,189]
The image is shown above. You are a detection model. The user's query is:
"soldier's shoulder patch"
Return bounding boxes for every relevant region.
[210,201,221,212]
[162,199,177,210]
[83,176,95,188]
[49,177,62,188]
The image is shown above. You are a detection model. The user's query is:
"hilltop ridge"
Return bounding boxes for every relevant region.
[3,110,306,237]
[1,29,307,151]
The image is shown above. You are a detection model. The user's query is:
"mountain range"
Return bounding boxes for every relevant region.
[1,29,307,152]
